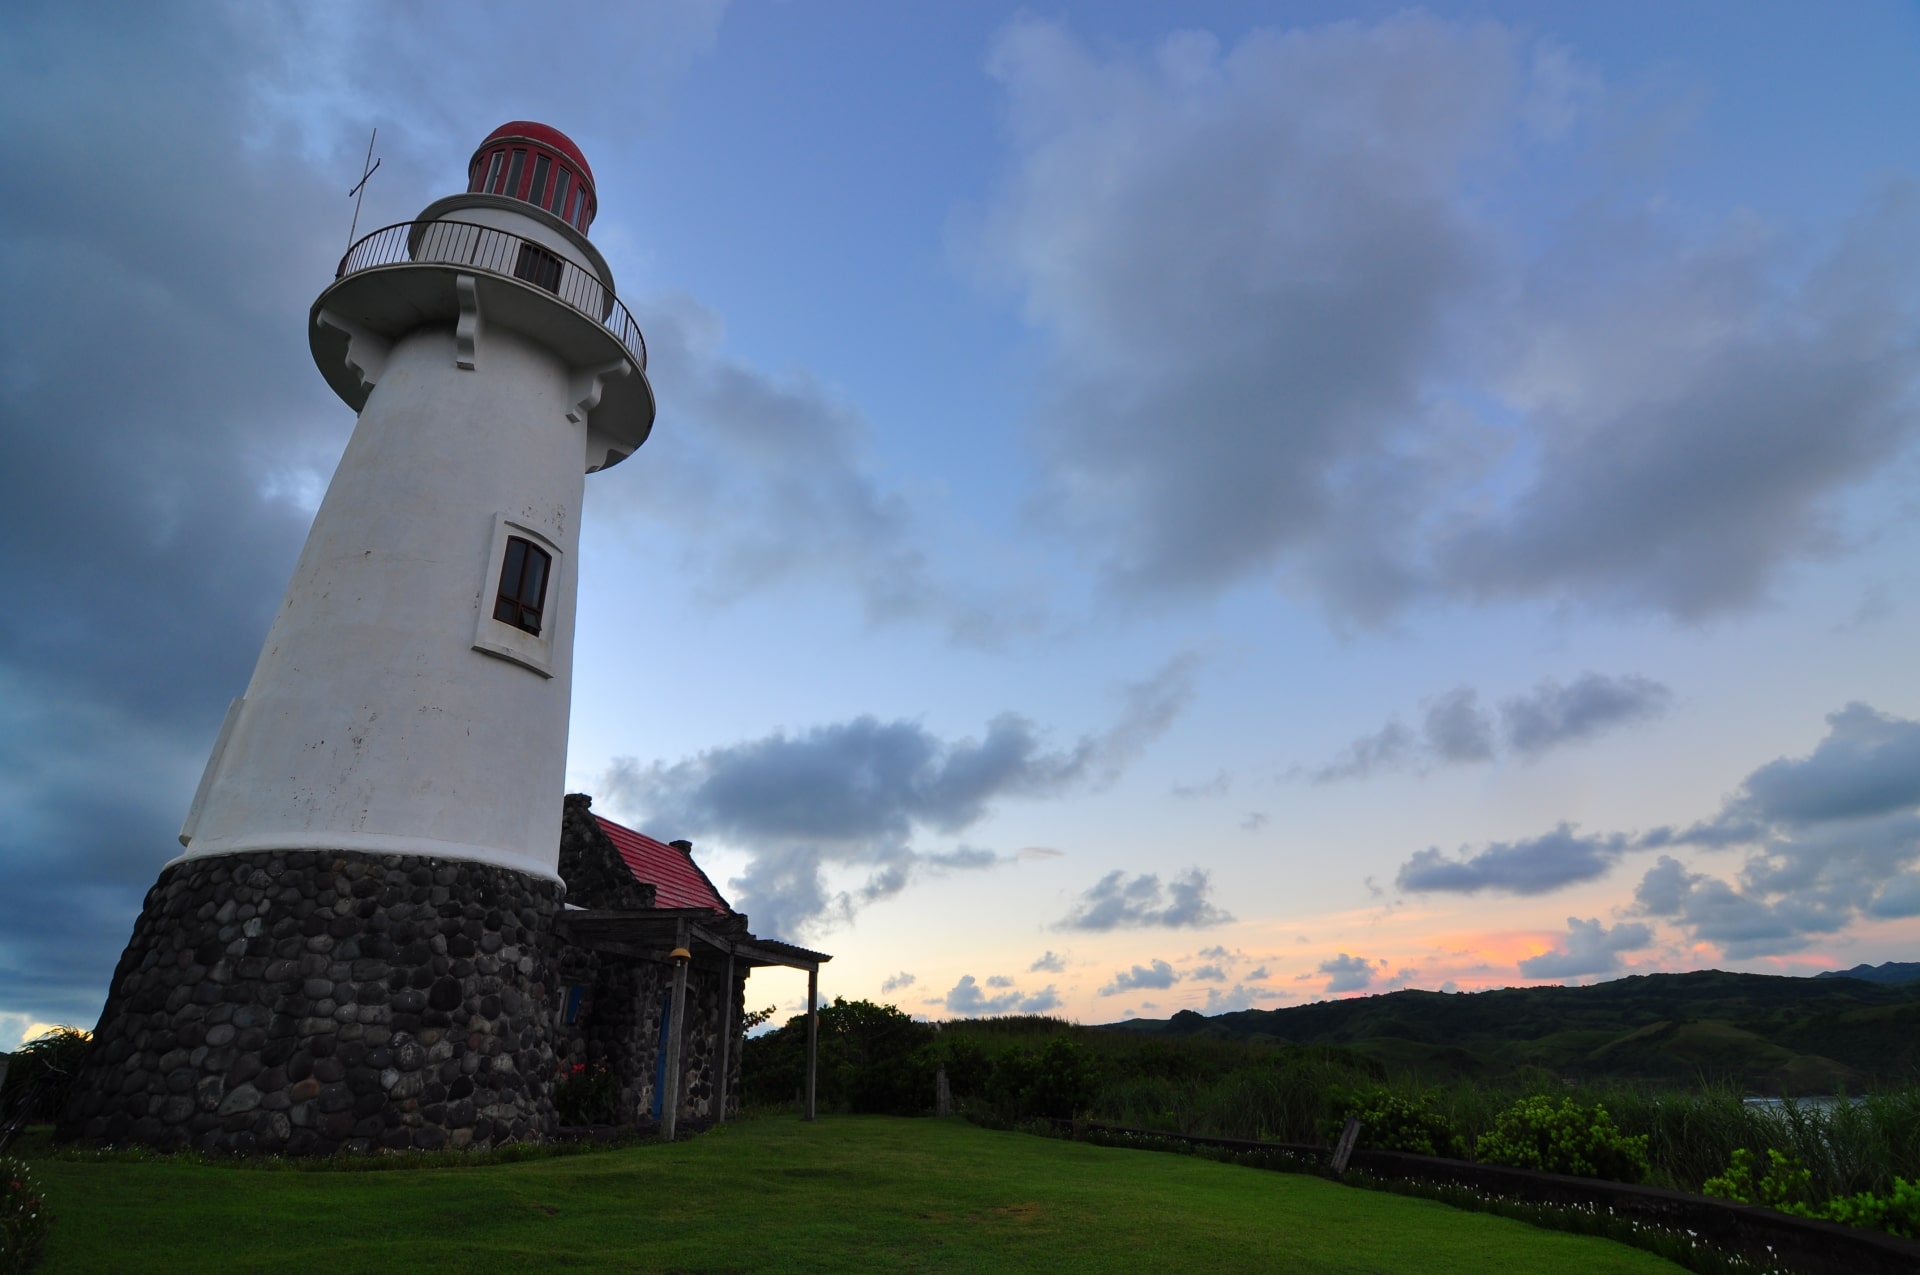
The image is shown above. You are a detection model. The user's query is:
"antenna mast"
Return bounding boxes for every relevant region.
[346,128,382,251]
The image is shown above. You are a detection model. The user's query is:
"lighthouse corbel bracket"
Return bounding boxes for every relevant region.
[313,309,393,409]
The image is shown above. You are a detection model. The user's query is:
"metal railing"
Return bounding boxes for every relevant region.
[336,220,647,369]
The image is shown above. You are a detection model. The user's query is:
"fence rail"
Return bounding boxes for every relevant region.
[336,220,647,369]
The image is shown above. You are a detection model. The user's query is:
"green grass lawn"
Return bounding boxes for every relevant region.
[22,1116,1687,1273]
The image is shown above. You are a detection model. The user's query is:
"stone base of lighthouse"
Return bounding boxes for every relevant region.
[59,850,563,1154]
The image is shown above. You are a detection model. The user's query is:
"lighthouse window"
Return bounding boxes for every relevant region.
[505,149,526,201]
[569,188,588,229]
[529,154,552,207]
[494,536,551,635]
[551,169,572,216]
[483,150,505,194]
[514,242,563,293]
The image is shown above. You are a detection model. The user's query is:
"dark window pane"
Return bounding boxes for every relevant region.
[495,535,552,636]
[514,243,563,293]
[485,151,505,194]
[552,169,571,215]
[529,154,551,208]
[521,547,548,606]
[506,149,526,199]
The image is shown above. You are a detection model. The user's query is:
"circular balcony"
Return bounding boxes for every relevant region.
[337,219,646,369]
[312,219,656,469]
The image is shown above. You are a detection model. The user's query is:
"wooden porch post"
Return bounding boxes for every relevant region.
[715,949,735,1123]
[661,918,691,1140]
[804,964,819,1122]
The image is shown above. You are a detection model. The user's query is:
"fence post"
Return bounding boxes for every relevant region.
[935,1062,952,1117]
[1331,1116,1363,1175]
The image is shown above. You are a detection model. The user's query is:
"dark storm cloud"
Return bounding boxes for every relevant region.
[1312,674,1669,781]
[1098,960,1177,996]
[1057,868,1234,932]
[0,0,835,1037]
[1500,675,1673,758]
[603,658,1197,940]
[0,5,367,1032]
[1516,917,1653,980]
[977,18,1920,625]
[1396,825,1630,895]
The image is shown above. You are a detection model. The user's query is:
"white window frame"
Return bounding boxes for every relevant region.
[472,513,563,678]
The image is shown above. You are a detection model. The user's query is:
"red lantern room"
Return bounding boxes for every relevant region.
[467,121,598,233]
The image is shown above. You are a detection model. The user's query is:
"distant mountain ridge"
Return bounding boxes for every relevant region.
[1814,961,1920,985]
[1098,969,1920,1093]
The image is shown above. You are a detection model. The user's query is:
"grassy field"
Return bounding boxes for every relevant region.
[18,1116,1691,1273]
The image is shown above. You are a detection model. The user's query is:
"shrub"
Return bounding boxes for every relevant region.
[0,1028,91,1127]
[1474,1095,1650,1183]
[987,1039,1099,1121]
[740,998,937,1115]
[1331,1086,1464,1158]
[553,1060,617,1125]
[0,1157,49,1275]
[1702,1148,1815,1212]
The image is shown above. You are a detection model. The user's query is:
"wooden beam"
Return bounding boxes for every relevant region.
[660,918,691,1141]
[804,964,819,1123]
[715,949,735,1123]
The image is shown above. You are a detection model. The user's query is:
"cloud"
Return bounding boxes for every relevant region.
[604,658,1194,939]
[1246,966,1271,981]
[1319,954,1378,994]
[986,975,1015,989]
[1499,674,1673,758]
[1189,964,1228,982]
[1099,960,1179,996]
[1314,674,1668,781]
[1029,950,1067,973]
[1201,984,1266,1013]
[1516,917,1654,979]
[1019,986,1063,1013]
[622,296,1035,646]
[1058,868,1235,931]
[1312,722,1416,783]
[1397,824,1630,895]
[1630,705,1920,955]
[880,971,916,993]
[1424,687,1496,763]
[974,16,1920,625]
[1172,770,1232,799]
[1240,811,1270,833]
[944,975,1021,1016]
[942,975,1060,1017]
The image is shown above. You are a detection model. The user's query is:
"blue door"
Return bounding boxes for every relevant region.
[649,990,673,1120]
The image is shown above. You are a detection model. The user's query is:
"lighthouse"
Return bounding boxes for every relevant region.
[61,123,654,1154]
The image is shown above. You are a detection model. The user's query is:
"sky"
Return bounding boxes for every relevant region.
[3,1,1919,1048]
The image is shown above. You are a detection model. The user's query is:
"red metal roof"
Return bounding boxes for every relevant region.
[478,120,595,185]
[594,814,731,914]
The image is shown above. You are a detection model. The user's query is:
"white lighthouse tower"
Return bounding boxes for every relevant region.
[179,121,651,878]
[64,123,653,1154]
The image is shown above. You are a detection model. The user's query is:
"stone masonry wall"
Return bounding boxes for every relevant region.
[59,850,563,1154]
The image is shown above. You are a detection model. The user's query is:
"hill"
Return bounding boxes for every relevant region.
[1101,970,1920,1092]
[1816,961,1920,985]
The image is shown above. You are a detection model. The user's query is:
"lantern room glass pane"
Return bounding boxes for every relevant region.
[530,154,551,207]
[506,149,526,200]
[552,169,571,216]
[485,151,505,194]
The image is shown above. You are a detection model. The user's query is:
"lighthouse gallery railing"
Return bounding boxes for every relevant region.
[336,220,647,370]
